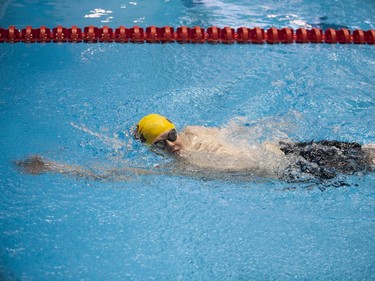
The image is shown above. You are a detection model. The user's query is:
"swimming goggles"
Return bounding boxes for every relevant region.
[153,129,177,150]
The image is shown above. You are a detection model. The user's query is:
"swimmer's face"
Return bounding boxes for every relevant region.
[152,129,183,155]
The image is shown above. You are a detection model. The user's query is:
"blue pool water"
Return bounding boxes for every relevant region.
[1,0,375,280]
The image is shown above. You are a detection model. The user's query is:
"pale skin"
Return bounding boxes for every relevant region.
[156,126,287,177]
[157,126,285,156]
[16,126,375,181]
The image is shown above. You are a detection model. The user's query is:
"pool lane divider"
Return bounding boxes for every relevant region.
[1,26,374,44]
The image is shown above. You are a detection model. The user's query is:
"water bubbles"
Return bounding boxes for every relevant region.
[328,52,340,62]
[134,17,145,23]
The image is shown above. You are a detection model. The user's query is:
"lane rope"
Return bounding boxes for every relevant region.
[1,25,374,44]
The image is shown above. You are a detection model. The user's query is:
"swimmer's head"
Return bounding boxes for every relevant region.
[135,114,175,145]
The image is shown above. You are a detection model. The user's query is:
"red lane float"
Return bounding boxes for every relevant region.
[1,26,21,42]
[190,26,205,43]
[309,28,323,43]
[144,26,158,43]
[221,27,235,44]
[353,29,365,44]
[83,26,98,43]
[296,28,308,43]
[279,28,294,43]
[324,28,337,44]
[365,30,375,45]
[114,26,127,43]
[159,26,174,43]
[266,27,279,44]
[129,26,143,43]
[236,27,250,43]
[251,27,265,44]
[337,28,351,44]
[69,26,82,42]
[52,26,66,42]
[1,25,375,45]
[99,26,113,42]
[176,26,190,43]
[206,26,220,43]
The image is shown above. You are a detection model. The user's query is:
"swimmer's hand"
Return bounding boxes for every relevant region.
[15,155,95,178]
[15,155,51,175]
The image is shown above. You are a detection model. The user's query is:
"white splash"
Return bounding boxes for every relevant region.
[70,122,126,152]
[84,8,113,21]
[290,19,312,28]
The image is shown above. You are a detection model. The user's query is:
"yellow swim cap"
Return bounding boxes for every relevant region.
[136,114,175,145]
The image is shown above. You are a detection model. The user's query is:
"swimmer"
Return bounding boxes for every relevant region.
[16,113,375,182]
[133,114,375,181]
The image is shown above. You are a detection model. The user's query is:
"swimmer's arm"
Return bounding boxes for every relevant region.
[15,155,159,180]
[15,155,106,180]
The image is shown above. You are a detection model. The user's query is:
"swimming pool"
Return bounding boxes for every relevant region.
[1,0,375,280]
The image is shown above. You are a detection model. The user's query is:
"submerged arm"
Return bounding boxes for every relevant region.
[15,155,158,181]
